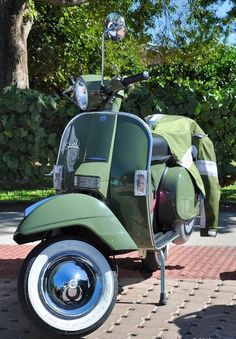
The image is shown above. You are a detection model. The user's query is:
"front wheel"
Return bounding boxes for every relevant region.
[18,237,118,337]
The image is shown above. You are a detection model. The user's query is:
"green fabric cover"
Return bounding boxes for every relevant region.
[146,114,220,231]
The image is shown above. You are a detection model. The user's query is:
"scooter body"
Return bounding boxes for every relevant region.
[14,13,201,337]
[14,110,199,337]
[15,110,199,250]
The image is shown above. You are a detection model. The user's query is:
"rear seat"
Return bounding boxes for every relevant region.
[152,134,170,162]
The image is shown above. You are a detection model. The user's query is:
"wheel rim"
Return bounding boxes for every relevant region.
[39,254,102,319]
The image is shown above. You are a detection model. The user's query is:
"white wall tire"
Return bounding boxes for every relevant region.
[18,237,118,337]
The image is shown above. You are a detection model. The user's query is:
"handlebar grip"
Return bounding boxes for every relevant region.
[122,71,149,87]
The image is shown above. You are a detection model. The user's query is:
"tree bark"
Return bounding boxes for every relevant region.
[0,0,33,89]
[0,0,88,89]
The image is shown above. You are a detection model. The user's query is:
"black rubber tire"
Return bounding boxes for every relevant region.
[18,236,118,337]
[173,218,196,245]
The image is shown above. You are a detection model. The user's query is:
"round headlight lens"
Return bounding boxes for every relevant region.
[74,77,88,111]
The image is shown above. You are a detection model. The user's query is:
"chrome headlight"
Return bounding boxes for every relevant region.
[74,77,88,111]
[74,175,100,189]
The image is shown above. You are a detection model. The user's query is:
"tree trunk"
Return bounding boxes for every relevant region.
[0,0,33,89]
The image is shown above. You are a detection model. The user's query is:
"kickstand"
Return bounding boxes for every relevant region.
[159,248,167,305]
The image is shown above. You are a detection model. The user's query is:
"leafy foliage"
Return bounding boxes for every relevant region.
[28,1,163,92]
[1,1,235,186]
[0,86,77,181]
[221,182,236,201]
[152,0,235,48]
[27,0,235,93]
[123,44,236,183]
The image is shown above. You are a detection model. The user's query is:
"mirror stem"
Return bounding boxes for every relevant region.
[101,32,106,88]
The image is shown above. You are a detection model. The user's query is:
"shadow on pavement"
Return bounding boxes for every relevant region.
[0,259,23,278]
[220,270,236,281]
[115,256,153,281]
[174,304,236,338]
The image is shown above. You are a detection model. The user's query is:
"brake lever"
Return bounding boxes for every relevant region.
[62,85,74,96]
[62,76,75,96]
[113,64,120,79]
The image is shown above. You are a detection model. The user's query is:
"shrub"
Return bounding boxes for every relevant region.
[1,78,235,185]
[0,86,77,182]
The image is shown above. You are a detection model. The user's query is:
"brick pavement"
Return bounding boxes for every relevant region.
[0,244,236,338]
[1,244,236,280]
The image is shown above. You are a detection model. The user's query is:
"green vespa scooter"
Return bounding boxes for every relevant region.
[14,13,201,337]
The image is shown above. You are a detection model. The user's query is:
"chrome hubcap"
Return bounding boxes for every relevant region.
[39,255,102,319]
[61,278,83,302]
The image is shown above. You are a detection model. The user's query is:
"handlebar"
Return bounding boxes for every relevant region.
[62,71,150,110]
[121,71,150,87]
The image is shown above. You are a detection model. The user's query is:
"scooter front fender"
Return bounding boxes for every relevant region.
[13,193,138,251]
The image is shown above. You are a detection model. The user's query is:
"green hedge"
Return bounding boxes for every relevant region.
[0,86,77,182]
[0,82,235,185]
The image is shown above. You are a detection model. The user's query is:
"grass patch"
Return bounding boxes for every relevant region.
[0,188,55,201]
[221,183,236,202]
[0,182,235,203]
[0,178,54,201]
[0,177,236,203]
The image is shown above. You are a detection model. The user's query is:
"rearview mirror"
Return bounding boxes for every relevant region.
[101,13,126,87]
[104,13,126,41]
